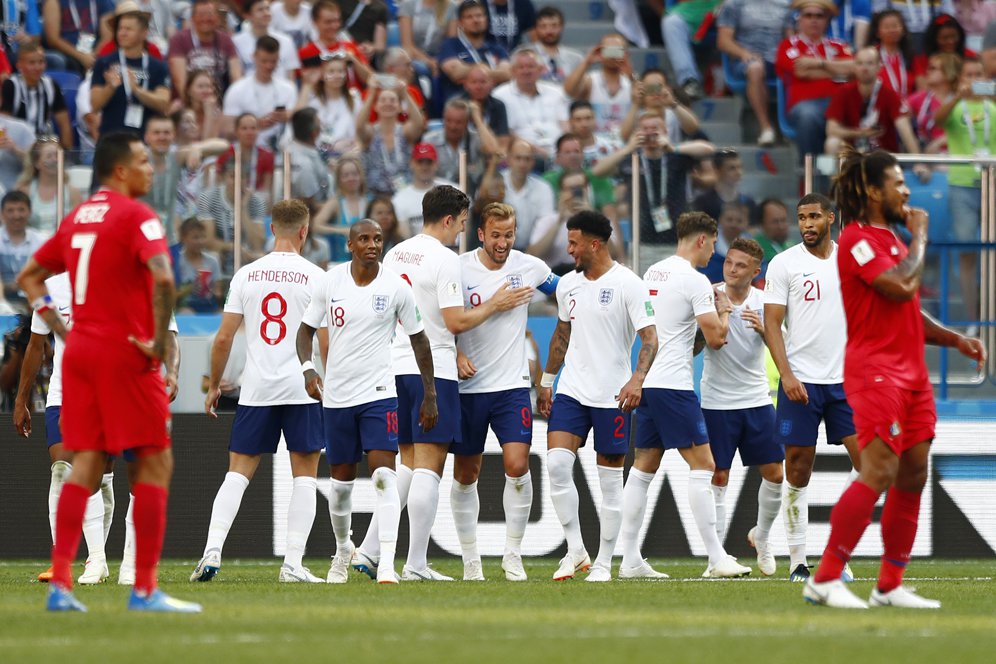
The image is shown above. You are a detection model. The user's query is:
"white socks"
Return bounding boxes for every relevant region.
[593,466,623,569]
[755,478,782,543]
[122,493,135,566]
[360,464,412,560]
[405,468,440,571]
[689,469,725,566]
[451,480,480,564]
[328,478,354,552]
[784,482,809,569]
[840,468,859,496]
[284,476,317,569]
[621,467,654,567]
[371,467,400,572]
[100,472,114,542]
[204,471,250,556]
[503,472,532,555]
[48,460,71,542]
[712,484,728,543]
[81,488,105,560]
[547,448,583,554]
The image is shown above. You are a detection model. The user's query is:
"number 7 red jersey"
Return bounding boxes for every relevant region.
[32,188,168,346]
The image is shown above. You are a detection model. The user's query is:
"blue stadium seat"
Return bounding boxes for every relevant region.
[775,78,796,141]
[387,21,400,48]
[48,71,81,145]
[908,169,950,243]
[722,53,776,96]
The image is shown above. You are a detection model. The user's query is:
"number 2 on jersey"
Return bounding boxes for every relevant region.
[70,232,97,305]
[260,292,288,345]
[803,279,821,302]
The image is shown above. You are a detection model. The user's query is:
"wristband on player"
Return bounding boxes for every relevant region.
[540,372,557,388]
[32,294,54,314]
[301,360,316,374]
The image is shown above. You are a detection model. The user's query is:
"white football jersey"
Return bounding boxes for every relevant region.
[643,255,715,391]
[457,249,554,393]
[224,251,326,405]
[384,234,464,381]
[763,243,845,384]
[701,285,771,410]
[555,263,655,408]
[303,263,423,408]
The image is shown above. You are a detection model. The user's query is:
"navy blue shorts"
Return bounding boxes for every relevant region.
[45,406,62,447]
[775,381,856,446]
[453,389,533,456]
[635,388,709,450]
[229,403,324,455]
[703,405,784,469]
[547,393,629,456]
[324,398,399,466]
[396,375,461,445]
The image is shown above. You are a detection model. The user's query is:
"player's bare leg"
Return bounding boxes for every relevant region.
[500,443,532,581]
[619,448,668,579]
[191,452,261,582]
[280,451,322,583]
[745,462,784,577]
[403,443,453,581]
[355,443,414,576]
[547,432,591,580]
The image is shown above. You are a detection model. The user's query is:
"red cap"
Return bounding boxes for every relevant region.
[412,143,438,162]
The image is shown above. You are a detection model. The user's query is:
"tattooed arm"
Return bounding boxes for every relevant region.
[871,208,928,301]
[410,330,438,432]
[536,319,572,418]
[616,324,659,413]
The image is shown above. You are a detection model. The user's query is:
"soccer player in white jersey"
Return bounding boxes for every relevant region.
[696,238,784,576]
[453,203,560,582]
[13,273,180,586]
[764,193,859,583]
[537,210,658,582]
[192,199,329,584]
[621,212,752,579]
[296,219,437,585]
[354,185,534,582]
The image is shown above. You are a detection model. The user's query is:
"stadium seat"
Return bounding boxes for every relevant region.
[387,21,400,48]
[775,78,796,141]
[908,169,950,243]
[47,70,82,91]
[66,165,92,191]
[721,53,746,95]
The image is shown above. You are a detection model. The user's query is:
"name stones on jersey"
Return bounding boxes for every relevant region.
[598,288,614,307]
[372,294,390,315]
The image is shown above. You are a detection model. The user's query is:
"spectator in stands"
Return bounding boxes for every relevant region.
[366,195,408,252]
[423,97,500,186]
[294,53,361,158]
[530,6,583,85]
[829,0,871,47]
[0,40,72,148]
[174,216,223,313]
[776,0,855,161]
[568,100,618,169]
[935,56,996,333]
[0,50,10,85]
[486,0,536,52]
[0,191,44,306]
[871,8,915,99]
[357,79,426,194]
[527,168,594,272]
[909,51,961,151]
[872,0,955,47]
[439,0,511,102]
[619,68,700,143]
[913,13,975,90]
[312,155,370,262]
[986,19,996,77]
[717,0,792,147]
[74,72,99,162]
[285,106,332,204]
[461,63,510,151]
[702,201,752,283]
[592,110,715,266]
[564,34,633,139]
[197,154,267,274]
[691,148,758,227]
[42,0,115,74]
[169,0,243,98]
[216,112,276,198]
[91,4,171,137]
[233,0,301,80]
[0,114,34,192]
[182,69,224,141]
[753,197,794,269]
[500,138,555,247]
[271,0,314,50]
[299,0,374,89]
[142,114,182,243]
[955,0,996,46]
[222,35,297,150]
[662,0,722,102]
[398,0,458,77]
[494,48,568,161]
[542,132,617,227]
[131,0,174,54]
[392,143,457,234]
[336,0,389,63]
[376,47,427,119]
[15,138,79,234]
[824,46,924,163]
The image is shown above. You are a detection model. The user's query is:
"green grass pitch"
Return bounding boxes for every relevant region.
[1,559,994,663]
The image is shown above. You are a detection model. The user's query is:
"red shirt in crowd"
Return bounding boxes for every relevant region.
[826,80,910,152]
[216,145,275,191]
[776,35,853,109]
[96,40,164,60]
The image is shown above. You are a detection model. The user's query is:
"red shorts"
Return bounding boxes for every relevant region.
[847,384,936,455]
[60,336,171,455]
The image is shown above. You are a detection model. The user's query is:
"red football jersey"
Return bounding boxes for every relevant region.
[33,189,169,347]
[826,80,910,153]
[775,35,853,109]
[837,222,928,391]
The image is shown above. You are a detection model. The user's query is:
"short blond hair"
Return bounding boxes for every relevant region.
[271,199,310,233]
[481,202,516,229]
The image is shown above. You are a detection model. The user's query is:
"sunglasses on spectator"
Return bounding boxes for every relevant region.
[801,12,827,19]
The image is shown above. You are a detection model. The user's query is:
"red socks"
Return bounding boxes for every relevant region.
[51,482,91,589]
[813,480,879,583]
[878,487,921,593]
[133,483,169,595]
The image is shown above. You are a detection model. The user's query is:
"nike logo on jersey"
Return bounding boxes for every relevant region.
[330,298,345,302]
[802,272,815,277]
[466,285,478,291]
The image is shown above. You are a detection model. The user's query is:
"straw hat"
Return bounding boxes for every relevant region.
[111,0,153,29]
[790,0,840,17]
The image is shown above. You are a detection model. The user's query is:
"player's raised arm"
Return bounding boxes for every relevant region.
[868,208,928,302]
[697,286,733,351]
[12,332,49,437]
[206,312,244,416]
[440,281,534,335]
[16,259,66,340]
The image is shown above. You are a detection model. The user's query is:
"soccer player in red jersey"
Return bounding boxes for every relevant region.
[17,132,201,614]
[803,148,986,609]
